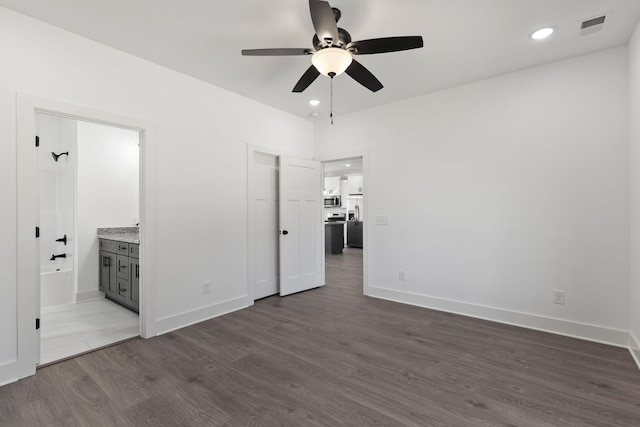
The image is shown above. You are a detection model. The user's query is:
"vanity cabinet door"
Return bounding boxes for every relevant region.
[129,258,140,312]
[116,277,131,306]
[116,255,129,279]
[99,250,117,299]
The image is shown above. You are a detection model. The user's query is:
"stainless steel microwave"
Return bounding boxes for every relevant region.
[324,196,341,207]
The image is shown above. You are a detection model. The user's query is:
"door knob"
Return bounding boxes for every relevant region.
[282,230,289,235]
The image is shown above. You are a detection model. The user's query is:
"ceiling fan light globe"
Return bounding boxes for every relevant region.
[311,48,352,77]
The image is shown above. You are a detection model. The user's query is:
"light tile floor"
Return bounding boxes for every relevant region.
[40,298,139,365]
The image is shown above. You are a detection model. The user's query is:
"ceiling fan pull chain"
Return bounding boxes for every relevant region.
[330,73,334,125]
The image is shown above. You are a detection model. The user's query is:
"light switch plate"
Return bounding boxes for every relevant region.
[553,290,565,305]
[377,215,389,226]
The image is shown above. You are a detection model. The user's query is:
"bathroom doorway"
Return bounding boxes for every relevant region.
[36,113,140,365]
[10,93,155,383]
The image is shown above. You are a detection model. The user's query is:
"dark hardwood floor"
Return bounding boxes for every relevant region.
[2,247,640,426]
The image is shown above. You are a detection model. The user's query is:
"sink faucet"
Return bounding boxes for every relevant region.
[50,253,66,261]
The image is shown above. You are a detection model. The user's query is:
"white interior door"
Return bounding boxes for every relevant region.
[279,156,323,296]
[1,100,39,386]
[252,152,280,300]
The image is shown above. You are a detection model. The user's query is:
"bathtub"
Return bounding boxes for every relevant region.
[40,266,74,307]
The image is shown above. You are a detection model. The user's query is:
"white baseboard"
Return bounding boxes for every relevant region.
[630,332,640,370]
[0,377,17,387]
[368,285,630,348]
[74,289,104,303]
[155,295,251,335]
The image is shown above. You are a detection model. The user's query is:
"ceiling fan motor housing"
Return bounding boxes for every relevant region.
[313,27,352,50]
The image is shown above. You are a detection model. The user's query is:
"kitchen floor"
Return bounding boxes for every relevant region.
[40,298,139,366]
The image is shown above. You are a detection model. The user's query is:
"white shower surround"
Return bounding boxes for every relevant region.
[40,266,73,308]
[38,113,76,307]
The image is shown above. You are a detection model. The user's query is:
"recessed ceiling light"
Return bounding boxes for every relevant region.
[345,164,351,167]
[308,99,320,106]
[309,112,321,118]
[531,27,554,40]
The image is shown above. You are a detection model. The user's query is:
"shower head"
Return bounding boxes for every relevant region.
[51,151,69,162]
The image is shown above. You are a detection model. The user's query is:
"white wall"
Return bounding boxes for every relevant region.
[77,121,139,299]
[315,47,630,345]
[0,6,312,368]
[629,21,640,362]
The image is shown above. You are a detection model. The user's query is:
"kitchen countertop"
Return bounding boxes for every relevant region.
[97,227,140,244]
[324,221,345,225]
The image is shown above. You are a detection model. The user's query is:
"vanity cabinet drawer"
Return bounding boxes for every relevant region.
[99,239,117,253]
[128,243,139,259]
[116,242,129,255]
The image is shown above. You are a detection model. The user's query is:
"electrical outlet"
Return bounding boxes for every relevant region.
[399,270,406,281]
[553,290,565,305]
[202,281,211,294]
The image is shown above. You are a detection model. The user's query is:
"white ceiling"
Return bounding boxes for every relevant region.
[2,1,640,121]
[324,158,363,177]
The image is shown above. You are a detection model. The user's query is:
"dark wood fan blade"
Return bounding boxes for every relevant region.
[347,36,424,55]
[345,59,383,92]
[241,48,313,56]
[309,0,339,45]
[293,65,321,92]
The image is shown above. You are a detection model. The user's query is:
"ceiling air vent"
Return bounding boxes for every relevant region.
[580,15,606,36]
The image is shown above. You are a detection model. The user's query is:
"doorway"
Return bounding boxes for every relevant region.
[322,157,364,291]
[36,113,140,365]
[248,146,368,301]
[7,93,157,385]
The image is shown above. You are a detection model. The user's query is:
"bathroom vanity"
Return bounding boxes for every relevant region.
[98,227,139,313]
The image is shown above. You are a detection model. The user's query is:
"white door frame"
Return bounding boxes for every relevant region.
[13,93,158,381]
[315,150,370,296]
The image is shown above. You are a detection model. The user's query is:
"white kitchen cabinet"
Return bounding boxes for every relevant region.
[324,176,340,195]
[347,175,363,194]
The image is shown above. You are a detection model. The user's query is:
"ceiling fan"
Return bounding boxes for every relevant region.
[241,0,424,93]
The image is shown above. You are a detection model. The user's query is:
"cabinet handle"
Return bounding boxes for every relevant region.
[136,265,139,279]
[103,257,111,267]
[119,287,127,294]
